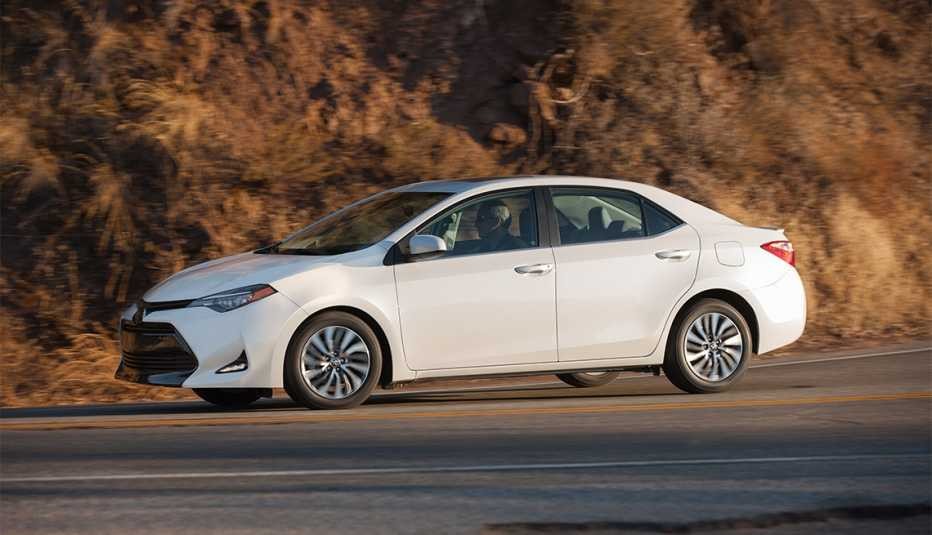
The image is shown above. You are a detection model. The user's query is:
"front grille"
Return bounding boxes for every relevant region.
[133,299,193,323]
[120,321,197,374]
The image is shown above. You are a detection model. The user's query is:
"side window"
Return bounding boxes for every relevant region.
[643,200,682,236]
[551,188,644,245]
[411,189,538,257]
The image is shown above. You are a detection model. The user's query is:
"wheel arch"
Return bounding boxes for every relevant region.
[284,305,396,388]
[669,289,760,354]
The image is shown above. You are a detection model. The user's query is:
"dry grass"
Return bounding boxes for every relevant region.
[1,0,929,406]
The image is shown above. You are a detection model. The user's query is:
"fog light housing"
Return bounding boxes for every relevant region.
[216,351,248,374]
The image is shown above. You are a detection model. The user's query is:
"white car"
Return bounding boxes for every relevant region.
[117,176,805,409]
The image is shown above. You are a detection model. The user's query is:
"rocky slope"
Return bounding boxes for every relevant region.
[1,0,929,405]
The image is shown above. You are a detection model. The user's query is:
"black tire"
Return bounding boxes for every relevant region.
[283,311,382,410]
[663,299,753,394]
[556,371,621,388]
[193,388,266,408]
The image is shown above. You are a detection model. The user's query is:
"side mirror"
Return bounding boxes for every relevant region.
[409,234,447,258]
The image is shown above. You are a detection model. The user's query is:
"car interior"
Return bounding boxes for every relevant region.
[415,190,658,256]
[554,194,645,245]
[420,194,535,256]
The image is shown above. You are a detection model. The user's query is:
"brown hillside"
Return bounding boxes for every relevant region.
[1,0,930,406]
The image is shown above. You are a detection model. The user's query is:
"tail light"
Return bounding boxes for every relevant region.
[761,241,795,267]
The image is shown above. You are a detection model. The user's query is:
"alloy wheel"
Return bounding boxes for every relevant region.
[301,326,371,400]
[683,312,744,382]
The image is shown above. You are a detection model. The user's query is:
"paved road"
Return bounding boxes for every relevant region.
[1,345,930,534]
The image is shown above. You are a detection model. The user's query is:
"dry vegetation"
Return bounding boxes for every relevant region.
[1,0,930,406]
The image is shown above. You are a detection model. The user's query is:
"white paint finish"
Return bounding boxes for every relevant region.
[116,176,807,396]
[132,244,413,389]
[394,247,558,370]
[739,269,807,354]
[552,225,700,360]
[133,294,304,389]
[696,225,790,292]
[411,354,662,379]
[3,454,921,484]
[271,243,414,384]
[144,252,321,302]
[715,241,745,266]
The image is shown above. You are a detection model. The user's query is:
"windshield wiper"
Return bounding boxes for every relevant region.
[275,245,362,256]
[254,242,282,254]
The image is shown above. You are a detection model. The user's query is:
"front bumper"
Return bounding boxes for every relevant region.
[116,291,303,389]
[116,320,198,386]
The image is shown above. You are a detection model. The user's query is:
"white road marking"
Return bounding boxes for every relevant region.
[751,346,932,369]
[2,453,926,484]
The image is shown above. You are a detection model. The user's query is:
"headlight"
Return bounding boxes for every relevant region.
[188,284,277,313]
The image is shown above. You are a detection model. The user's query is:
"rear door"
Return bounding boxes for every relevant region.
[548,187,700,360]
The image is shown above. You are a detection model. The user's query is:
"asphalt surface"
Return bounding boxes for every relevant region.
[1,344,930,534]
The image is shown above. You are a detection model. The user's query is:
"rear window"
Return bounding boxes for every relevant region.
[643,200,682,235]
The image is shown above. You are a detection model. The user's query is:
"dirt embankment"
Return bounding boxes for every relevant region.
[1,1,930,406]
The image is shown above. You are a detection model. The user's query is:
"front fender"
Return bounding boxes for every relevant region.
[268,296,414,388]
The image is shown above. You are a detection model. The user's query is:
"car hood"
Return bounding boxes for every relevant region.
[143,251,330,302]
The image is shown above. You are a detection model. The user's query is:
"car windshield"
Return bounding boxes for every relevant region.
[266,191,451,255]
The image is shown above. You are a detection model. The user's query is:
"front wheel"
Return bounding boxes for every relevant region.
[663,299,752,394]
[284,312,382,410]
[193,388,266,408]
[556,371,621,388]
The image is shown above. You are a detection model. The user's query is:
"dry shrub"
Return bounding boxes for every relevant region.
[1,0,929,406]
[383,119,502,181]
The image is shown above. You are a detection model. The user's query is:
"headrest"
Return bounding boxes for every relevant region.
[518,208,535,243]
[588,207,611,231]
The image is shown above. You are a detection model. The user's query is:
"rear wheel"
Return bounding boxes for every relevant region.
[663,299,752,393]
[556,371,621,388]
[193,388,266,408]
[284,311,382,410]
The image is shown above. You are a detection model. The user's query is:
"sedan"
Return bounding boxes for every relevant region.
[116,176,806,409]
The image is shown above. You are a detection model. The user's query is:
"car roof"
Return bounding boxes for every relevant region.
[393,176,527,193]
[394,175,645,194]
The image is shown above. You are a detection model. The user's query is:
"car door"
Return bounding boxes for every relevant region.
[393,188,558,370]
[548,187,700,361]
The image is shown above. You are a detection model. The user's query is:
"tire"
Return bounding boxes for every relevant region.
[284,311,382,410]
[663,299,752,394]
[556,371,621,388]
[193,388,266,408]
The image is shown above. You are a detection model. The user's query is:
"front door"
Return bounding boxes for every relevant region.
[393,189,558,370]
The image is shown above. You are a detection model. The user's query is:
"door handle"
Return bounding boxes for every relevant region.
[655,249,691,261]
[514,263,554,275]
